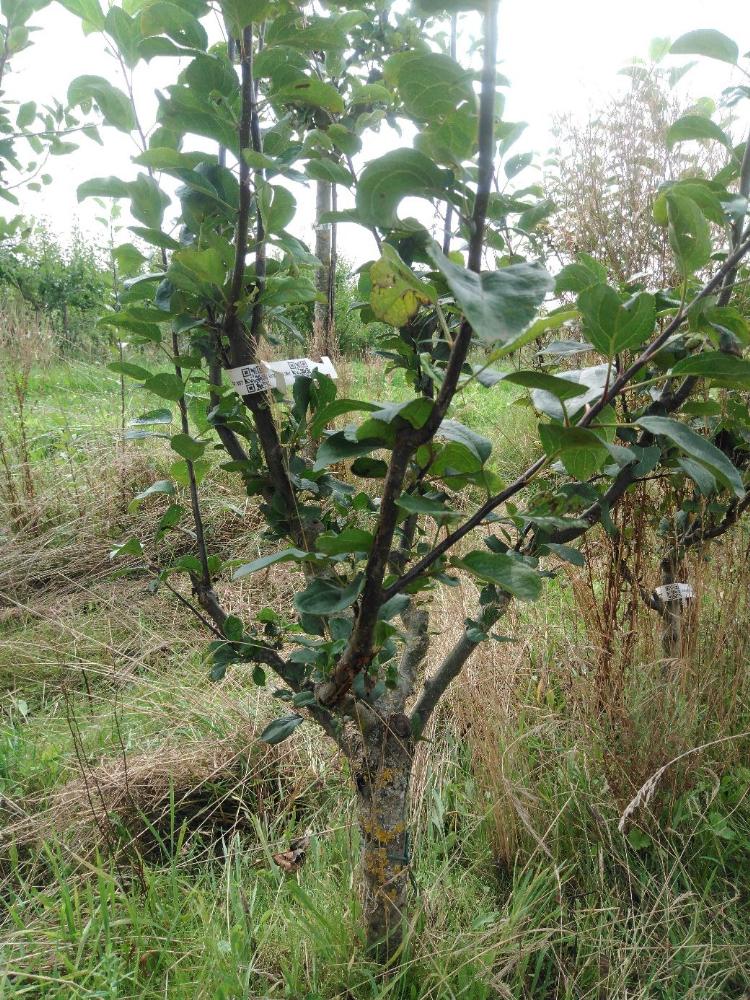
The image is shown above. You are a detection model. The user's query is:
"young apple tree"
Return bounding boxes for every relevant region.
[65,0,749,960]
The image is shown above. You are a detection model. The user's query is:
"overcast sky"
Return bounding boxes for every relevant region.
[3,0,748,264]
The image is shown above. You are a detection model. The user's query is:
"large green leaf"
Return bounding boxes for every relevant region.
[143,372,185,400]
[104,7,141,67]
[426,243,552,347]
[666,192,711,276]
[304,158,352,186]
[356,149,452,229]
[313,432,379,471]
[233,548,312,579]
[670,351,750,387]
[578,285,656,357]
[670,29,738,64]
[170,433,206,461]
[538,423,608,480]
[294,575,363,615]
[554,255,607,295]
[666,114,732,149]
[77,176,130,202]
[315,528,374,556]
[454,551,542,601]
[259,714,304,744]
[129,173,170,228]
[139,1,208,50]
[394,52,475,123]
[638,416,745,497]
[57,0,105,30]
[274,78,344,114]
[68,76,135,133]
[220,0,273,31]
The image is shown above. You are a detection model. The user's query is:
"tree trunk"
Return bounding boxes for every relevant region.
[659,552,682,658]
[351,712,414,963]
[313,179,332,356]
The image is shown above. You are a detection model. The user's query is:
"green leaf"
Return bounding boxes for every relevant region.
[16,101,36,129]
[170,459,209,486]
[498,370,592,400]
[223,614,244,642]
[139,1,208,50]
[112,242,147,276]
[313,432,378,471]
[670,351,750,387]
[220,0,273,32]
[108,361,151,381]
[554,255,607,295]
[666,114,732,149]
[505,152,534,179]
[170,433,206,461]
[128,479,175,512]
[171,247,226,287]
[369,244,435,325]
[426,243,552,347]
[259,714,304,745]
[578,285,656,357]
[274,77,344,114]
[538,424,608,480]
[129,408,173,426]
[110,536,144,559]
[233,548,312,579]
[396,493,461,520]
[56,0,105,30]
[129,173,170,228]
[394,52,474,122]
[436,419,492,463]
[543,543,585,566]
[68,76,135,133]
[315,528,374,556]
[77,176,131,202]
[104,7,143,66]
[129,226,181,250]
[670,29,738,64]
[637,416,745,498]
[294,575,363,615]
[309,399,379,439]
[304,158,352,186]
[454,551,542,601]
[143,372,185,400]
[653,180,727,227]
[356,149,451,229]
[666,192,711,276]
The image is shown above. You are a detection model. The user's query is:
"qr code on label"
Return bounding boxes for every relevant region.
[288,359,313,378]
[239,366,272,394]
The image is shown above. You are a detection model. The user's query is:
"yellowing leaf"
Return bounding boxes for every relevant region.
[369,245,435,326]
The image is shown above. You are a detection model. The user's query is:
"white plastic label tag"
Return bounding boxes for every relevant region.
[655,583,694,602]
[227,356,337,396]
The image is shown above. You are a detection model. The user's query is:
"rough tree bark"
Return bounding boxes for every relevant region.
[350,712,414,960]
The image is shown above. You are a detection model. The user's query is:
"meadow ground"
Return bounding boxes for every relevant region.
[1,343,749,999]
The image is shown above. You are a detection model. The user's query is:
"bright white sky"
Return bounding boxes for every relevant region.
[3,0,749,265]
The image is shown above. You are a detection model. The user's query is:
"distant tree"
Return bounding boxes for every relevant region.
[547,41,727,285]
[0,220,110,347]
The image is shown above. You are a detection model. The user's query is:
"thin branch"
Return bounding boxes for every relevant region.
[410,594,511,734]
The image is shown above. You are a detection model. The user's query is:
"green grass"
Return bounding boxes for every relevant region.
[2,355,750,997]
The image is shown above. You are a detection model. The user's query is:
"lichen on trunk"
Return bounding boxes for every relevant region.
[351,712,414,962]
